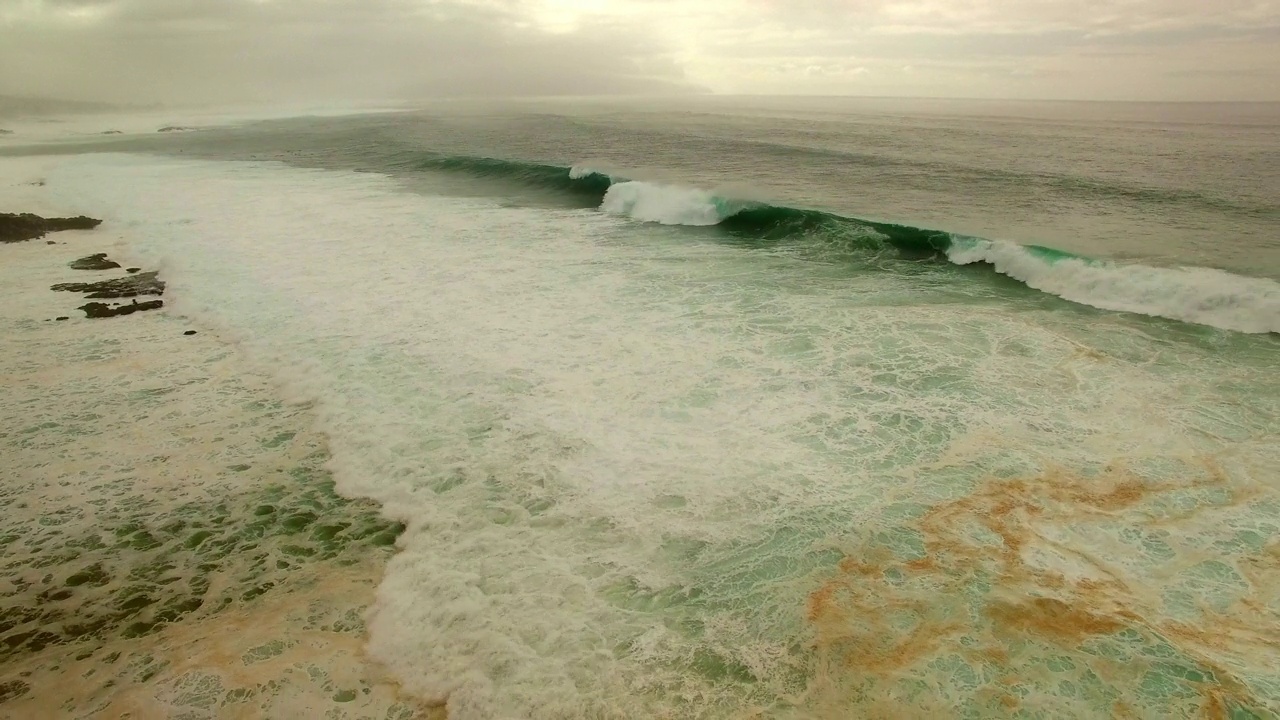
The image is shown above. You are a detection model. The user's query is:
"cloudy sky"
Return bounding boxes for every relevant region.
[1,0,1277,104]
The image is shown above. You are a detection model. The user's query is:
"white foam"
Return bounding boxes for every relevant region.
[568,164,606,180]
[42,153,1280,719]
[600,180,722,225]
[581,170,1280,335]
[947,237,1280,334]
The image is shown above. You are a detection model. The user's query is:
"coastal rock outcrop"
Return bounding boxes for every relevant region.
[1,213,102,243]
[8,207,168,322]
[69,253,122,271]
[52,271,164,298]
[79,299,164,318]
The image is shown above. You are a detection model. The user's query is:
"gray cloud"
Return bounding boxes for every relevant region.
[742,0,1277,34]
[0,0,1276,104]
[681,0,1280,99]
[0,0,704,104]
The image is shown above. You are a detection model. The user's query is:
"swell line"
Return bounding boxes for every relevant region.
[407,152,1280,334]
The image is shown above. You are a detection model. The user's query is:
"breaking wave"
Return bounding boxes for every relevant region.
[416,154,1280,334]
[947,238,1280,334]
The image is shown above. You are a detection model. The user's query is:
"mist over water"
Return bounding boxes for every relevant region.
[9,99,1280,717]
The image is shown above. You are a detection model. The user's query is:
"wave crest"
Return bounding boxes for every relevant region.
[601,181,721,226]
[412,153,1280,334]
[947,238,1280,334]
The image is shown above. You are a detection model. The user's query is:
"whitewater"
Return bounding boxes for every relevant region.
[5,98,1279,718]
[585,173,1280,334]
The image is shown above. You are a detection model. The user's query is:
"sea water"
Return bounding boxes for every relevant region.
[12,98,1280,718]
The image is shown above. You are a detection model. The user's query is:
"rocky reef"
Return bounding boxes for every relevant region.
[52,270,164,299]
[1,210,166,320]
[0,213,102,243]
[79,299,165,318]
[69,253,122,271]
[52,255,165,318]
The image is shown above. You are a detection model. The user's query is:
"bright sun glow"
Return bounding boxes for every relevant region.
[531,0,616,32]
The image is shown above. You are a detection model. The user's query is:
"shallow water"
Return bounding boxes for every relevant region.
[0,174,413,718]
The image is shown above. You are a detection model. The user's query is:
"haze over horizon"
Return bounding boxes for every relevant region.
[1,0,1277,106]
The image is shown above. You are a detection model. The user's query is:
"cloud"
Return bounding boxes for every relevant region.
[739,0,1277,35]
[0,0,705,104]
[0,0,1276,103]
[676,0,1280,99]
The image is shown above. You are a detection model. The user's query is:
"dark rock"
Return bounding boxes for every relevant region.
[100,130,123,135]
[69,253,122,271]
[42,216,98,233]
[157,126,195,133]
[46,241,55,245]
[0,213,102,244]
[52,271,164,299]
[0,678,31,703]
[55,317,69,321]
[183,330,197,336]
[0,129,13,136]
[126,267,140,273]
[79,299,163,318]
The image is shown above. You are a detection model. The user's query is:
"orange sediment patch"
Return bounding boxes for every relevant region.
[805,559,966,677]
[985,597,1125,645]
[798,459,1276,717]
[0,568,437,719]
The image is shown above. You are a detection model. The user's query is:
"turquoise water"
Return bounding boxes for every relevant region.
[12,99,1280,718]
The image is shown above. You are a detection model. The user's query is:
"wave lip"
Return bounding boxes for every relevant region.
[947,237,1280,334]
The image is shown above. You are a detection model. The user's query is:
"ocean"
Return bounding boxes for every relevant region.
[4,97,1279,718]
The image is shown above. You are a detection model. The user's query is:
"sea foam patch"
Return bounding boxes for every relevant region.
[43,153,1280,719]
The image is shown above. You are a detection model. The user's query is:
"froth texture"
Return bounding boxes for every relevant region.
[42,154,1280,719]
